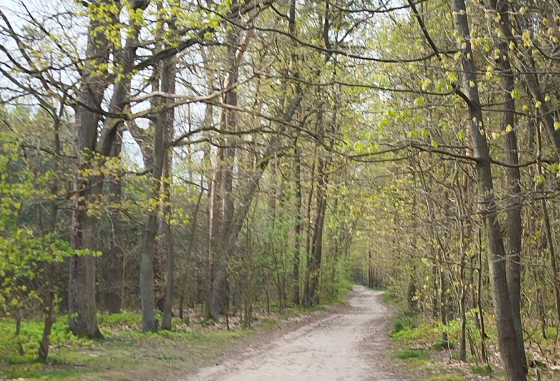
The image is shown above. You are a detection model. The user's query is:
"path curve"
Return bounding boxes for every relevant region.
[182,285,403,381]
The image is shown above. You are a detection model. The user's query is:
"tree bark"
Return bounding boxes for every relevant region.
[69,0,115,338]
[209,12,253,318]
[493,26,527,371]
[140,86,167,333]
[162,55,177,330]
[38,114,62,360]
[536,126,560,326]
[452,0,526,378]
[102,1,148,313]
[293,142,302,305]
[307,107,327,306]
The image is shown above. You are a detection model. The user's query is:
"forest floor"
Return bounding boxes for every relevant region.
[175,285,403,381]
[7,285,543,381]
[4,286,512,381]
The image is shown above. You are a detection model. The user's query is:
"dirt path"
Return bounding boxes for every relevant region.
[181,286,403,381]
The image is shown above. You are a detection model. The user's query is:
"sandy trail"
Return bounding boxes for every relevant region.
[182,286,403,381]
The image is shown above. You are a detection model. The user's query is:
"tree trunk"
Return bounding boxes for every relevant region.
[39,117,62,360]
[303,155,316,306]
[308,145,327,304]
[207,149,222,317]
[289,0,301,307]
[140,89,167,332]
[534,101,560,326]
[293,142,302,305]
[452,0,526,378]
[209,13,254,318]
[102,1,147,313]
[162,56,177,330]
[494,31,527,371]
[69,1,115,337]
[210,94,303,314]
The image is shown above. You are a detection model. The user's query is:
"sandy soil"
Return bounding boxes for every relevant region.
[180,285,404,381]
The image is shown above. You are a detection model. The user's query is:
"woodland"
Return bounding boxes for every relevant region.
[1,0,560,380]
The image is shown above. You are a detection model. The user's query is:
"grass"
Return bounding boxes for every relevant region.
[471,364,493,376]
[0,315,252,380]
[369,285,387,291]
[393,348,430,359]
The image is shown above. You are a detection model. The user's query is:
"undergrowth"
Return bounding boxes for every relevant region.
[381,287,498,381]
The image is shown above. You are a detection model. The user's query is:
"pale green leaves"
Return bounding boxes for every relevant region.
[414,97,426,106]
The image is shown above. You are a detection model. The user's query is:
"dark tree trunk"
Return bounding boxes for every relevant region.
[209,12,253,318]
[307,115,327,306]
[69,1,115,338]
[452,0,526,378]
[106,165,124,313]
[140,92,167,332]
[162,56,177,330]
[102,2,147,313]
[207,150,222,317]
[494,25,527,371]
[293,143,302,305]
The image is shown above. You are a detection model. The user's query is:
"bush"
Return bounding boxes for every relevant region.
[393,320,405,334]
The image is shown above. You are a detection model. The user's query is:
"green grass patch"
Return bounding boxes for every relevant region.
[381,289,397,304]
[261,317,280,329]
[393,348,430,359]
[471,364,492,376]
[0,313,253,381]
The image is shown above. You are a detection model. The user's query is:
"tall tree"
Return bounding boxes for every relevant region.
[450,0,526,378]
[69,0,116,338]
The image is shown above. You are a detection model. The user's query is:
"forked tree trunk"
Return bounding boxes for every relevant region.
[69,1,115,338]
[103,1,148,313]
[493,24,527,371]
[209,12,254,318]
[452,0,526,378]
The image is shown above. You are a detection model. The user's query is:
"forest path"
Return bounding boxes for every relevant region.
[181,286,403,381]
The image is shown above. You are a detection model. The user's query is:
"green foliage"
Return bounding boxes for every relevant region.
[381,290,397,304]
[431,340,454,351]
[390,310,417,337]
[0,132,81,318]
[393,348,430,359]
